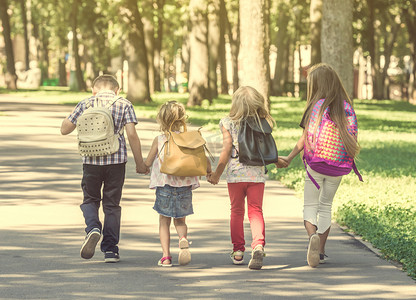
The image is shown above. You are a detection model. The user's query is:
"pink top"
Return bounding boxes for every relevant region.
[149,134,200,190]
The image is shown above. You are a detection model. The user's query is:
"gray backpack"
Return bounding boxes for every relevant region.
[76,97,121,157]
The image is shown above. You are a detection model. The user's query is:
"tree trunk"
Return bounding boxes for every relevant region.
[239,0,270,107]
[58,56,67,86]
[143,17,155,94]
[0,0,17,89]
[188,0,210,106]
[272,2,290,96]
[310,0,322,66]
[122,0,151,103]
[380,18,400,99]
[218,0,228,94]
[403,5,416,102]
[225,2,240,92]
[208,0,221,99]
[154,0,165,92]
[181,27,190,76]
[19,0,30,70]
[321,0,353,98]
[366,0,384,100]
[70,0,86,91]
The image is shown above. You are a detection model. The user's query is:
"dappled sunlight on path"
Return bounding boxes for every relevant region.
[1,95,415,299]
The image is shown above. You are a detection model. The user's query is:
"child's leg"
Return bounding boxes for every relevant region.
[317,175,342,253]
[303,168,324,267]
[173,217,187,238]
[227,182,247,253]
[174,217,191,265]
[159,215,172,259]
[246,182,265,249]
[303,168,323,236]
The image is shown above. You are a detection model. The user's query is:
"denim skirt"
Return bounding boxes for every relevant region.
[153,185,194,218]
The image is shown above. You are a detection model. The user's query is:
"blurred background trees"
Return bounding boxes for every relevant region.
[0,0,415,104]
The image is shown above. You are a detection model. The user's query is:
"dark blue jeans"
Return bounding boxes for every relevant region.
[81,163,126,253]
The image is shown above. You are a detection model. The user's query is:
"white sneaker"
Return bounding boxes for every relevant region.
[230,250,244,265]
[178,237,191,266]
[80,228,101,259]
[307,234,320,267]
[248,245,265,270]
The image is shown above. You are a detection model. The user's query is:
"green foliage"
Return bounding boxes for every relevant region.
[336,202,416,278]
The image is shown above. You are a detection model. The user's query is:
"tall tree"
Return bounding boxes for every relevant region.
[154,0,165,92]
[143,17,155,94]
[310,0,322,65]
[208,0,220,99]
[239,0,270,106]
[188,0,210,106]
[0,0,17,89]
[19,0,30,70]
[225,0,240,92]
[120,0,151,103]
[272,1,291,96]
[402,1,416,102]
[321,0,354,97]
[70,0,86,91]
[218,0,228,94]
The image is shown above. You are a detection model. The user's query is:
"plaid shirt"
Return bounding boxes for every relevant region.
[68,90,138,165]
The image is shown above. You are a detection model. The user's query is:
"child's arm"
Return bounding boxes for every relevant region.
[281,131,306,165]
[206,158,212,175]
[61,104,81,135]
[145,137,159,168]
[209,126,232,184]
[60,118,76,135]
[125,122,149,174]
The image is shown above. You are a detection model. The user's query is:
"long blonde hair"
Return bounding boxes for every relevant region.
[303,63,359,158]
[156,101,187,133]
[229,86,275,129]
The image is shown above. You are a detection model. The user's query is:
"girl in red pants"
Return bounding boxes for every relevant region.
[208,86,283,270]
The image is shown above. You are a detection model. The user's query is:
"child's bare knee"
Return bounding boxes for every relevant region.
[174,217,186,226]
[159,215,171,225]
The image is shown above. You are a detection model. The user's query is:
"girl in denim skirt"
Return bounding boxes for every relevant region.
[145,101,210,267]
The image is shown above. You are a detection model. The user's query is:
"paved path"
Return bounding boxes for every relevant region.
[0,95,415,299]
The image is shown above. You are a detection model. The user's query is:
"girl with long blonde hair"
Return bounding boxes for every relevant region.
[208,86,283,270]
[280,63,361,267]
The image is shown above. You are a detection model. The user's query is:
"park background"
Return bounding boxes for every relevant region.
[0,0,415,279]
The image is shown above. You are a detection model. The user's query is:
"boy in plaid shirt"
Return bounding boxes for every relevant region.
[61,75,148,262]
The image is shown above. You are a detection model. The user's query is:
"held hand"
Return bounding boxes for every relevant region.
[207,172,220,185]
[136,162,150,175]
[275,157,289,168]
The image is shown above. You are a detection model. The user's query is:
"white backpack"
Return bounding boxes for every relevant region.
[76,97,121,157]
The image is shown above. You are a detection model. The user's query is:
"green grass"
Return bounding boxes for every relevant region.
[2,89,415,278]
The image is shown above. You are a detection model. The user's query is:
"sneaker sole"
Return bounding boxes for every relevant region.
[248,249,263,270]
[307,234,320,268]
[105,258,120,263]
[80,232,101,259]
[178,239,191,266]
[232,258,244,265]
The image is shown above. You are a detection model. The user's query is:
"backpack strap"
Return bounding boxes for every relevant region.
[303,156,321,190]
[106,96,122,108]
[352,161,363,182]
[256,142,268,174]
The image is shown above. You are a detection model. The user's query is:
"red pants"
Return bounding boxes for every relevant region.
[227,182,265,252]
